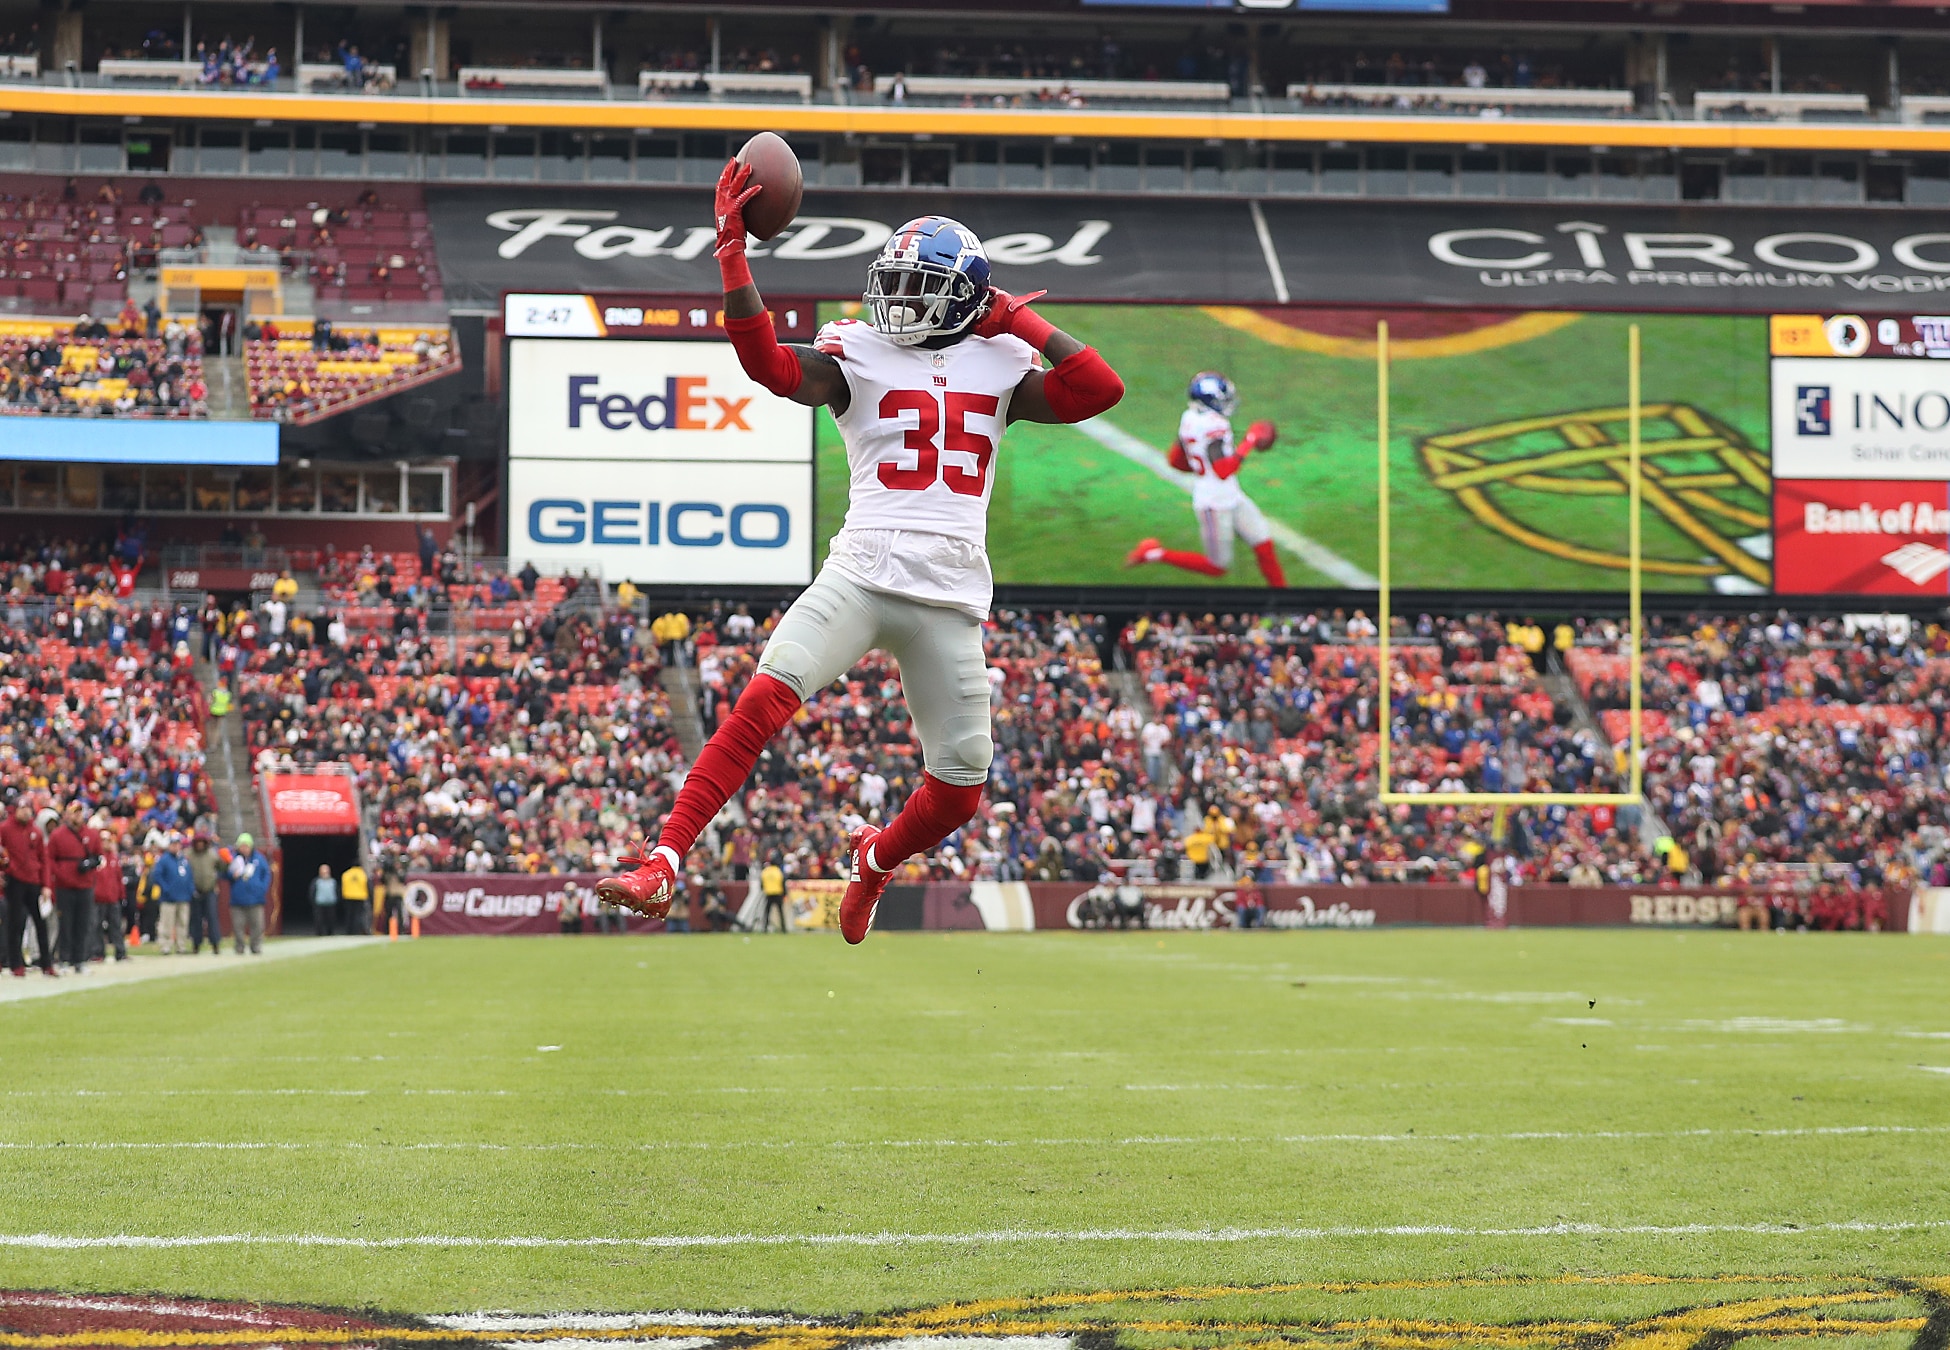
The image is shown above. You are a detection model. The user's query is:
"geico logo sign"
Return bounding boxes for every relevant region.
[568,375,750,432]
[1803,498,1950,535]
[528,499,789,549]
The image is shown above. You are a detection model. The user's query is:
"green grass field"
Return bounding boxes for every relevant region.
[3,929,1947,1337]
[815,306,1770,592]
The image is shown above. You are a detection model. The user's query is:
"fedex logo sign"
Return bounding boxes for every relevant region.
[511,338,812,466]
[567,375,752,433]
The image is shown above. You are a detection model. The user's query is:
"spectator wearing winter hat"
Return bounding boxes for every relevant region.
[228,832,272,955]
[186,833,222,953]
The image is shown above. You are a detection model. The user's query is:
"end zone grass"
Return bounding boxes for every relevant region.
[0,930,1945,1317]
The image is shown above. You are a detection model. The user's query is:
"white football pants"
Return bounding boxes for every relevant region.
[756,566,993,787]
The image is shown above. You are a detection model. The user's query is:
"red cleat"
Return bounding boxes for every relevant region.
[596,846,678,920]
[841,826,894,945]
[1125,538,1163,567]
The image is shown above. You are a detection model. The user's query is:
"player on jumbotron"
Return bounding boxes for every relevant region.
[596,158,1126,943]
[1125,371,1285,587]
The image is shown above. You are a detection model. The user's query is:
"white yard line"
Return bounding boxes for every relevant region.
[1071,415,1380,588]
[0,1220,1941,1250]
[1248,200,1291,304]
[0,937,373,1004]
[0,1124,1939,1153]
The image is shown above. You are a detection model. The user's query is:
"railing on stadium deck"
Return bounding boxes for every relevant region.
[1375,320,1643,809]
[0,65,1923,125]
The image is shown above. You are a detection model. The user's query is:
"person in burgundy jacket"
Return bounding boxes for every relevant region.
[0,798,54,977]
[46,801,99,974]
[91,834,128,963]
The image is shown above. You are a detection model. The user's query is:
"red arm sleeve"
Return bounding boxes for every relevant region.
[1039,346,1124,424]
[722,311,804,399]
[1210,453,1245,480]
[1166,441,1192,473]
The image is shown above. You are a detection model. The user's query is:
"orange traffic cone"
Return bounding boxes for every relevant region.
[388,915,399,941]
[410,916,420,939]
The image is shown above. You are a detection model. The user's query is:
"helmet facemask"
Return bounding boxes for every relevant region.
[864,257,982,347]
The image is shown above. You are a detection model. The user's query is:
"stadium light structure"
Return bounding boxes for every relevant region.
[1376,320,1643,807]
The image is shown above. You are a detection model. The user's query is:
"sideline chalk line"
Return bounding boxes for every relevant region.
[2,1219,1945,1250]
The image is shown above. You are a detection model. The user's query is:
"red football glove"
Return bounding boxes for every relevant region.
[971,286,1052,346]
[1239,419,1278,453]
[713,159,763,289]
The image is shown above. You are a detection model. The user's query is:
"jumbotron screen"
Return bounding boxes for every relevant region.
[816,302,1772,594]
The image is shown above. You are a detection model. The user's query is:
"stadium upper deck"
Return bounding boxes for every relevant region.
[0,0,1947,198]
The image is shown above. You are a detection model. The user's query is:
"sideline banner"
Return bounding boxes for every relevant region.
[1012,882,1907,931]
[403,873,665,934]
[431,186,1950,312]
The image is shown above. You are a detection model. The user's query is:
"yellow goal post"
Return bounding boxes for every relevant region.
[1376,320,1643,807]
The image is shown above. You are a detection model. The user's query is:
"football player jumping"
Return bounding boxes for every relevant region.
[596,158,1125,943]
[1125,371,1285,587]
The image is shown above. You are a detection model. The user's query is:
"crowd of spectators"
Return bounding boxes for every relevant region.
[645,604,1932,929]
[245,320,454,422]
[0,311,206,416]
[0,565,218,972]
[1567,612,1945,899]
[192,36,281,87]
[0,531,1926,944]
[233,587,682,880]
[0,184,195,312]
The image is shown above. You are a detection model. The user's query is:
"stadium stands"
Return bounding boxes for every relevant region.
[0,575,217,853]
[244,319,456,423]
[0,315,206,415]
[238,198,441,304]
[0,188,156,313]
[233,592,676,875]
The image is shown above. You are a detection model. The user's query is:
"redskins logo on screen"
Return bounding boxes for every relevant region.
[1418,402,1772,589]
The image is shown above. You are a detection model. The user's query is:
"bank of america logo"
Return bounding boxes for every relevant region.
[1796,385,1832,436]
[1882,542,1950,586]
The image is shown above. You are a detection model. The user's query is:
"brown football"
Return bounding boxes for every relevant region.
[734,131,804,242]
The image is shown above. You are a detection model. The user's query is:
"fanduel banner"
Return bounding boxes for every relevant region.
[428,186,1267,301]
[428,188,1950,312]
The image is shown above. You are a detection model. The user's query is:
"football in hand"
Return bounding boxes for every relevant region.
[735,132,804,241]
[1245,419,1278,451]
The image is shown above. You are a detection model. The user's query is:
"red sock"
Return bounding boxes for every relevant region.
[866,773,984,874]
[652,673,800,861]
[1154,549,1225,578]
[1252,540,1287,588]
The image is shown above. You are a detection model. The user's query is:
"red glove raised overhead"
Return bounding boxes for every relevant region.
[971,286,1052,348]
[1238,419,1278,453]
[713,159,763,292]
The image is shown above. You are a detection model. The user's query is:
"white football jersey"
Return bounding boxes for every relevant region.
[815,318,1038,618]
[1178,405,1246,510]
